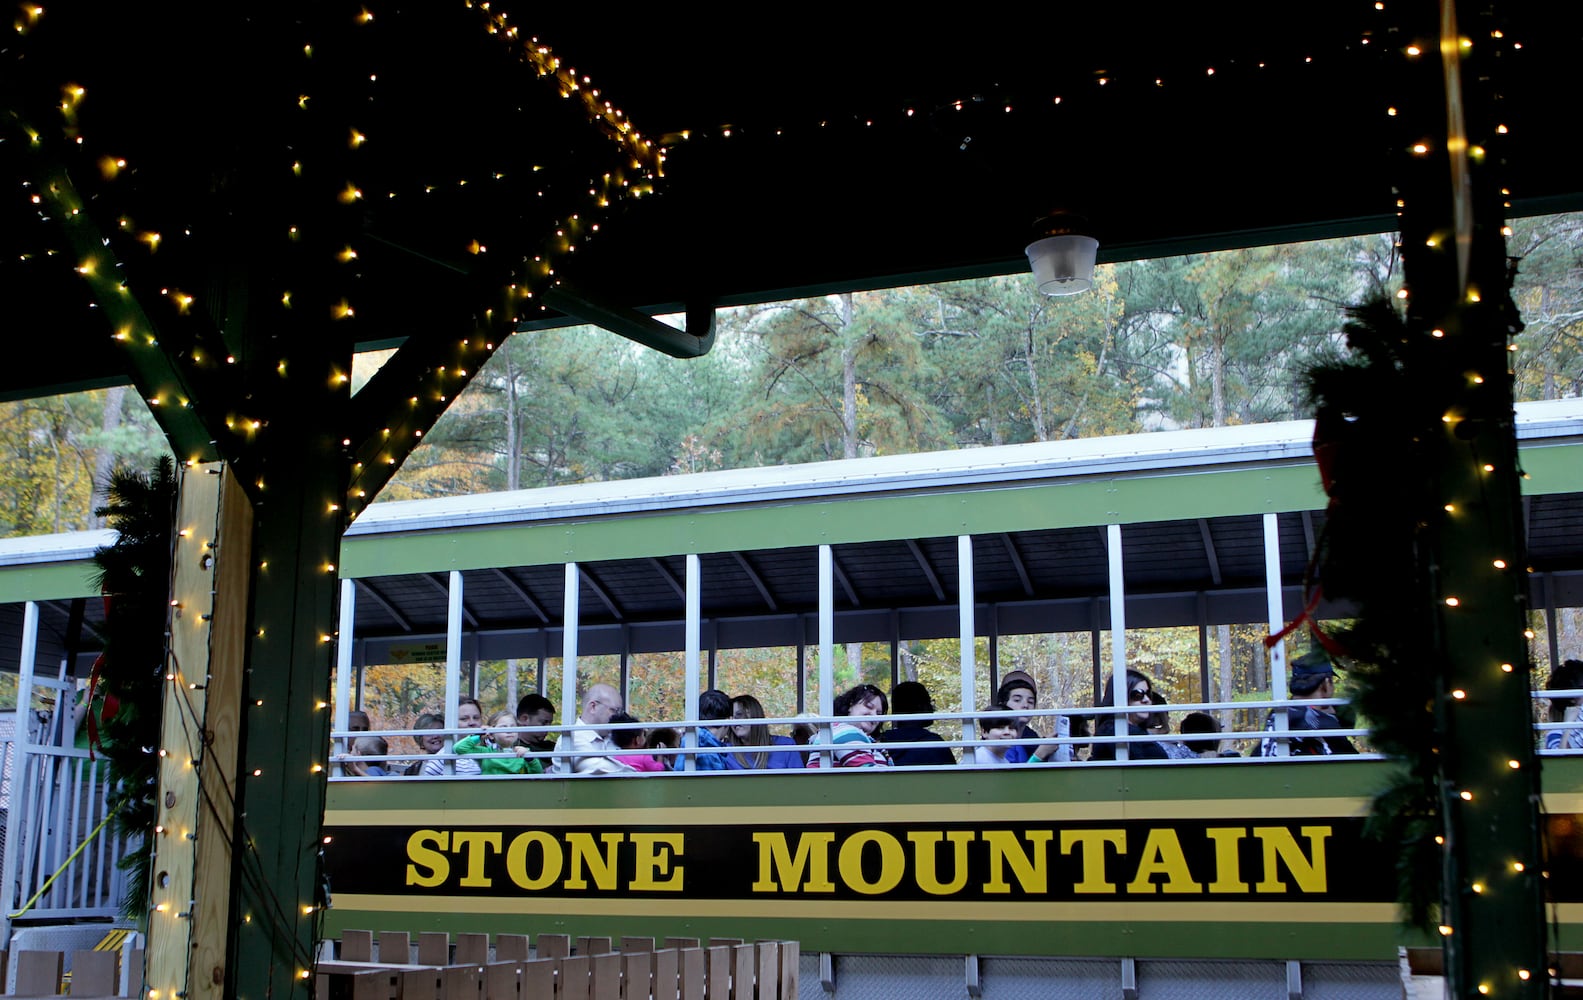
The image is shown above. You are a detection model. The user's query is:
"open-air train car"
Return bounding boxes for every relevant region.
[5,399,1583,997]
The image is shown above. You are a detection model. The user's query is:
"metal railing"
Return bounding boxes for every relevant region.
[326,696,1386,778]
[0,736,133,942]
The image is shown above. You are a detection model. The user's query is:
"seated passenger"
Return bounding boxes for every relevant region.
[808,684,893,768]
[646,727,680,770]
[347,709,371,733]
[1257,650,1359,757]
[516,693,557,754]
[995,671,1042,763]
[453,710,544,775]
[557,683,636,774]
[1145,690,1198,759]
[1088,670,1170,761]
[1543,659,1583,752]
[408,711,482,776]
[342,735,389,776]
[790,713,818,748]
[610,712,666,771]
[1179,711,1234,757]
[689,689,734,770]
[972,705,1019,765]
[727,694,806,769]
[877,681,957,766]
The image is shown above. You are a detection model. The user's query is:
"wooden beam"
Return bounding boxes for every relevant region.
[145,462,252,1000]
[344,321,509,513]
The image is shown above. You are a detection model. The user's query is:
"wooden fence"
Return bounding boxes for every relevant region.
[1,946,143,998]
[316,930,800,1000]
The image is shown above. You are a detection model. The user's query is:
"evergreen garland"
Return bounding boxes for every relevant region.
[90,457,177,922]
[1302,293,1450,929]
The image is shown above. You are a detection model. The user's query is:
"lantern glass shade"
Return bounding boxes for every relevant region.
[1025,235,1099,295]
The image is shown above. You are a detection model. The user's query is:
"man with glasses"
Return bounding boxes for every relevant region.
[558,682,637,774]
[1257,650,1358,757]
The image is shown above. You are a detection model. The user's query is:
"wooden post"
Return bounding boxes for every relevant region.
[144,462,252,1000]
[652,948,680,1000]
[680,949,706,1000]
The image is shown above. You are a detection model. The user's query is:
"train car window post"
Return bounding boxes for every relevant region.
[684,553,702,773]
[1264,513,1292,756]
[957,536,976,759]
[333,578,356,776]
[1107,524,1129,762]
[559,562,579,775]
[818,544,835,769]
[440,569,465,774]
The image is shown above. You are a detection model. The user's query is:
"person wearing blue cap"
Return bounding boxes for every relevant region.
[1257,649,1358,756]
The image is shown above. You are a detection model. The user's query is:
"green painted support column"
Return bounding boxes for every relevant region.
[1392,3,1547,995]
[226,382,348,998]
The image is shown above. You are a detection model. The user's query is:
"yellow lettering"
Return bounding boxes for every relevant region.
[451,831,502,887]
[1254,826,1331,893]
[1204,827,1249,893]
[837,830,906,895]
[1060,829,1126,893]
[907,831,975,895]
[1126,829,1202,894]
[983,830,1053,894]
[564,832,625,890]
[505,831,563,891]
[405,829,449,888]
[630,833,685,891]
[751,832,836,893]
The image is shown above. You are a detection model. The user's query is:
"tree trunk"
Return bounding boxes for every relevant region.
[91,386,126,527]
[1024,324,1049,441]
[839,293,859,459]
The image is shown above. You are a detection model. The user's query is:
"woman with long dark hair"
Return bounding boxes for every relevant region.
[1088,669,1169,761]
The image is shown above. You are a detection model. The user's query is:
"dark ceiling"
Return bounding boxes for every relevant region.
[5,2,1583,402]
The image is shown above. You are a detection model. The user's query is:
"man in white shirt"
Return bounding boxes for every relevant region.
[559,683,635,774]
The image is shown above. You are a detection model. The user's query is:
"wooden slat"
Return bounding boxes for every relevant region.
[653,948,680,1000]
[731,945,755,1000]
[756,942,779,1000]
[536,935,570,960]
[777,941,799,1000]
[401,967,444,1000]
[352,968,401,1000]
[70,950,117,996]
[584,937,614,956]
[484,960,522,1000]
[559,956,591,1000]
[443,963,484,1000]
[455,933,489,965]
[495,935,531,962]
[663,938,700,951]
[378,931,411,965]
[621,952,652,1000]
[620,937,655,955]
[707,939,742,949]
[520,958,556,1000]
[15,950,63,995]
[680,949,706,1000]
[591,953,622,1000]
[706,947,731,1000]
[124,947,145,996]
[418,932,452,967]
[340,930,374,963]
